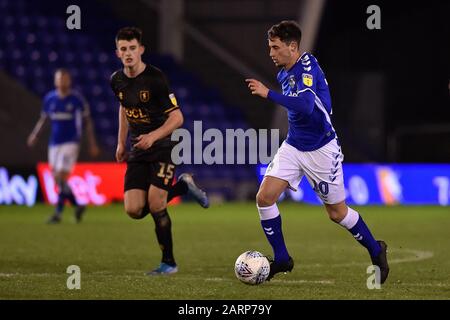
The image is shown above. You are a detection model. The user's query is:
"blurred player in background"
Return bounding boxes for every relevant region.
[110,27,209,275]
[246,21,389,283]
[27,68,100,223]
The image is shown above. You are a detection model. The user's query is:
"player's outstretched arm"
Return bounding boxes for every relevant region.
[116,104,129,162]
[133,109,183,150]
[246,78,315,116]
[27,113,47,147]
[267,90,315,116]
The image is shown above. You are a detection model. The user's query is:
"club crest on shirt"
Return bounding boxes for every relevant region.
[302,73,313,87]
[66,103,73,111]
[118,91,124,100]
[288,75,296,89]
[139,90,150,102]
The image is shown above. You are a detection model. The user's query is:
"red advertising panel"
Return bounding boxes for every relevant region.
[36,162,180,205]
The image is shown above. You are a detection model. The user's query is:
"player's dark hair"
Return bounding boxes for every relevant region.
[115,26,143,44]
[268,20,302,48]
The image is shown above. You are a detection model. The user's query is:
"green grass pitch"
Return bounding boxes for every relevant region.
[0,203,449,299]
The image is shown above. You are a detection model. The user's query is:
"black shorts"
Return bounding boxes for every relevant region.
[124,160,176,192]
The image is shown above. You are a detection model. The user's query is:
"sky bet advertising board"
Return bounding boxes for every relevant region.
[0,163,449,206]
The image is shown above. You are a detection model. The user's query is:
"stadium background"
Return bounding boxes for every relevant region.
[0,0,449,300]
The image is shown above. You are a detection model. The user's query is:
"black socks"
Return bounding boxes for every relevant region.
[167,180,188,202]
[151,209,176,266]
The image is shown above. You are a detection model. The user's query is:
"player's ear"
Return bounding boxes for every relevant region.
[289,41,298,53]
[140,45,145,55]
[115,49,121,58]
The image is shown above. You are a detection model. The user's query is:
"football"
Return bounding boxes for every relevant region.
[234,250,270,285]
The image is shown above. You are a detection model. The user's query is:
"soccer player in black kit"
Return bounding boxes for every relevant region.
[111,27,209,275]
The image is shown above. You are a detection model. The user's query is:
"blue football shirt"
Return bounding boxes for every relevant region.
[42,90,89,146]
[268,52,336,151]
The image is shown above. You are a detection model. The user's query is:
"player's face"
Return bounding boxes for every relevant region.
[268,37,297,68]
[54,71,71,91]
[116,39,144,68]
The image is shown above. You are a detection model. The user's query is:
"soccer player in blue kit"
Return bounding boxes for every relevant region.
[246,21,389,284]
[28,69,100,223]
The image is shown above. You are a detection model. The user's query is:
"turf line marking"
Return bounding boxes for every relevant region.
[388,249,434,264]
[202,277,334,285]
[300,248,434,268]
[0,273,53,277]
[265,279,334,285]
[402,283,450,288]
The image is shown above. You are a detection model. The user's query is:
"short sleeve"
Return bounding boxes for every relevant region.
[109,71,121,102]
[158,73,179,114]
[110,73,116,92]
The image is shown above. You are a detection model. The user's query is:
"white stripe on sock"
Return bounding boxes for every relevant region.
[257,203,280,221]
[339,207,359,229]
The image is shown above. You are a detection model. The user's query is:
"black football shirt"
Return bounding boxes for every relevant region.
[110,64,179,161]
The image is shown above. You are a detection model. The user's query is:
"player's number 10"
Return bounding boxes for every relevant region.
[313,181,329,195]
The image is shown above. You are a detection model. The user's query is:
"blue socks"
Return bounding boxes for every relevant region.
[339,207,381,258]
[258,204,290,263]
[56,192,65,214]
[258,204,381,263]
[55,180,79,215]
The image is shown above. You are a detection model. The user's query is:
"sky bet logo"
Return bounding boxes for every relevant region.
[0,167,37,206]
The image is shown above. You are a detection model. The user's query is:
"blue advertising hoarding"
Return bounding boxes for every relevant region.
[257,164,450,206]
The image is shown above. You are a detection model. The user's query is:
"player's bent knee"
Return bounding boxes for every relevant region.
[125,206,146,219]
[256,191,277,207]
[126,211,143,219]
[328,211,342,223]
[326,207,346,223]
